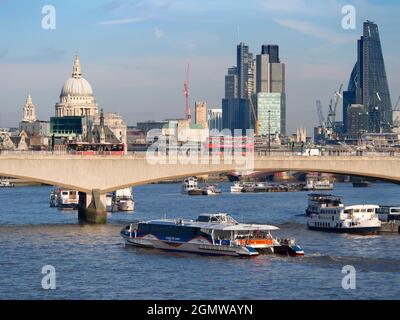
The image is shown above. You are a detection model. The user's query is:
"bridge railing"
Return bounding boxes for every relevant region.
[1,150,400,158]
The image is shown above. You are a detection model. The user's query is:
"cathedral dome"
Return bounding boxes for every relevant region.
[61,77,93,97]
[60,52,93,97]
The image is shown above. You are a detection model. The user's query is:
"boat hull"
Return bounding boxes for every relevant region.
[121,233,258,257]
[307,225,380,234]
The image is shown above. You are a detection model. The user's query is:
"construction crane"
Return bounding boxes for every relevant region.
[327,83,343,129]
[184,64,191,121]
[316,100,326,129]
[244,81,259,135]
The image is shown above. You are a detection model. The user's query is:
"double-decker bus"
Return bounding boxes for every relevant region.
[67,142,125,155]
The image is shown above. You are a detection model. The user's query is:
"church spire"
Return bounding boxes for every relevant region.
[72,50,82,78]
[26,92,32,105]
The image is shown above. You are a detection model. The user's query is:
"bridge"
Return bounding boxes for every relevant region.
[1,151,399,223]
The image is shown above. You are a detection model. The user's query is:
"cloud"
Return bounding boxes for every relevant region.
[274,18,353,44]
[154,27,167,39]
[97,17,147,25]
[261,0,339,16]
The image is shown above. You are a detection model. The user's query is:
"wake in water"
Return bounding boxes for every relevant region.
[296,253,400,273]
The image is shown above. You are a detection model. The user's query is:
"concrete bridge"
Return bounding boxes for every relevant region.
[1,151,399,223]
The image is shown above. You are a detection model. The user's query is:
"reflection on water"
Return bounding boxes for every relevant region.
[0,182,399,299]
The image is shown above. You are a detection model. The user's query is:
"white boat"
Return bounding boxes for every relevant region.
[204,185,221,195]
[307,203,381,234]
[57,189,79,210]
[0,178,14,188]
[305,194,343,216]
[121,213,304,257]
[113,188,135,212]
[230,182,244,193]
[304,177,333,191]
[182,177,198,193]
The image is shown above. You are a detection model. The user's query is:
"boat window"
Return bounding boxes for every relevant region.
[367,209,373,212]
[391,208,400,213]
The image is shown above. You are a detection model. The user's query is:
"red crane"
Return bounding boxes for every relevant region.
[184,64,191,121]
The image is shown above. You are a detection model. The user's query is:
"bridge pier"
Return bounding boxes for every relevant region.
[78,189,107,224]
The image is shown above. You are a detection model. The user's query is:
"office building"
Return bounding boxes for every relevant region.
[225,67,238,99]
[254,93,285,135]
[195,101,208,128]
[347,104,369,135]
[207,109,223,131]
[343,20,392,133]
[254,45,286,135]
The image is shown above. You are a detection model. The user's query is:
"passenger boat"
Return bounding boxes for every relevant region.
[304,177,333,191]
[0,178,14,188]
[307,203,381,234]
[230,182,244,193]
[57,189,79,210]
[305,194,343,216]
[182,177,198,194]
[377,206,400,233]
[113,188,135,212]
[121,213,304,257]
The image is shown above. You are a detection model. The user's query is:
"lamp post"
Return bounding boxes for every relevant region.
[268,110,271,156]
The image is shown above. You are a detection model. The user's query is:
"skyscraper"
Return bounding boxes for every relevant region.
[343,20,392,133]
[207,109,223,131]
[261,45,280,63]
[237,42,252,99]
[254,45,286,135]
[225,67,238,99]
[222,43,254,133]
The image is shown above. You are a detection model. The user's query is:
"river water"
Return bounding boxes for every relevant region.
[0,182,399,299]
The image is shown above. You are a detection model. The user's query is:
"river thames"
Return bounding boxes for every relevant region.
[0,182,399,299]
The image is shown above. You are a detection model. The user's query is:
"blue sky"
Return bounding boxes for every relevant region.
[0,0,399,134]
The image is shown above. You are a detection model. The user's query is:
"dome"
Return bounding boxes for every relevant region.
[59,52,93,97]
[61,77,93,97]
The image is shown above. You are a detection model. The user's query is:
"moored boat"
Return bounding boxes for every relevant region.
[0,178,14,188]
[57,189,79,210]
[182,177,198,194]
[113,188,135,212]
[230,182,244,193]
[304,177,333,191]
[305,194,343,216]
[307,203,381,234]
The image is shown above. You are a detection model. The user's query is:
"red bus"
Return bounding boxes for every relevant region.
[67,142,125,155]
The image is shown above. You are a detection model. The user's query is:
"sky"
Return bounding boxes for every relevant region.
[0,0,399,134]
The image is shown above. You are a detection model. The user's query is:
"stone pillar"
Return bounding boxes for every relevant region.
[78,189,107,223]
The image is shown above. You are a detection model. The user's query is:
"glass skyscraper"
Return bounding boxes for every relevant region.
[343,20,392,133]
[254,93,285,135]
